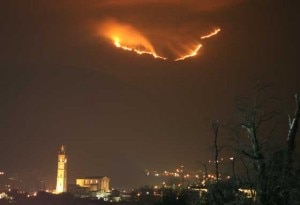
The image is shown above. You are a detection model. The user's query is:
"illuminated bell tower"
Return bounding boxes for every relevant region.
[56,145,67,193]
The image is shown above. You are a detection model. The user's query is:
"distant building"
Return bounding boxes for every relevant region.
[55,145,67,193]
[73,176,110,200]
[76,176,110,192]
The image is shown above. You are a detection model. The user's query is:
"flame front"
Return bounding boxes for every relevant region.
[99,20,220,61]
[99,20,166,60]
[175,44,202,61]
[175,28,221,61]
[114,38,166,60]
[201,28,221,39]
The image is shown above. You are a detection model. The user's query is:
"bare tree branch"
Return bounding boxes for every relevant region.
[211,120,220,185]
[261,120,280,146]
[241,150,261,160]
[284,93,300,179]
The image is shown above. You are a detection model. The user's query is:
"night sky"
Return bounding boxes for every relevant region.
[0,0,299,190]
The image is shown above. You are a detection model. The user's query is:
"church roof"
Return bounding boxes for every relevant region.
[80,176,109,179]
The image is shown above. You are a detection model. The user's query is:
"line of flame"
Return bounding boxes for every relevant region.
[201,28,221,39]
[174,44,202,61]
[109,28,220,61]
[114,40,167,60]
[174,28,220,61]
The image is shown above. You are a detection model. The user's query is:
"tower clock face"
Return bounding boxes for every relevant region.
[59,157,66,162]
[59,164,64,169]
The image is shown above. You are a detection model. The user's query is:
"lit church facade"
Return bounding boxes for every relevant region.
[76,176,110,192]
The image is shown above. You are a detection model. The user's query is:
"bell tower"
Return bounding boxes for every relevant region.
[56,145,67,193]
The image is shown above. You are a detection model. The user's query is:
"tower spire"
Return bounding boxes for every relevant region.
[59,145,65,154]
[56,145,67,193]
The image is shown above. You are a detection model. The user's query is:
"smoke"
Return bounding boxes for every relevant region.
[98,19,167,59]
[99,19,156,53]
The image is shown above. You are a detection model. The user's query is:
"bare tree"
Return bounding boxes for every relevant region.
[284,93,300,178]
[280,93,300,204]
[200,161,208,183]
[208,120,225,205]
[235,82,281,204]
[229,126,256,204]
[212,120,221,187]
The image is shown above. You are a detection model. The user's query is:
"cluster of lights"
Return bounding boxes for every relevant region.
[148,166,190,178]
[208,157,224,163]
[207,174,217,180]
[147,157,236,186]
[147,165,207,180]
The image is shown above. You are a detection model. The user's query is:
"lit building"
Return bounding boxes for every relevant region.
[56,145,67,193]
[76,176,110,192]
